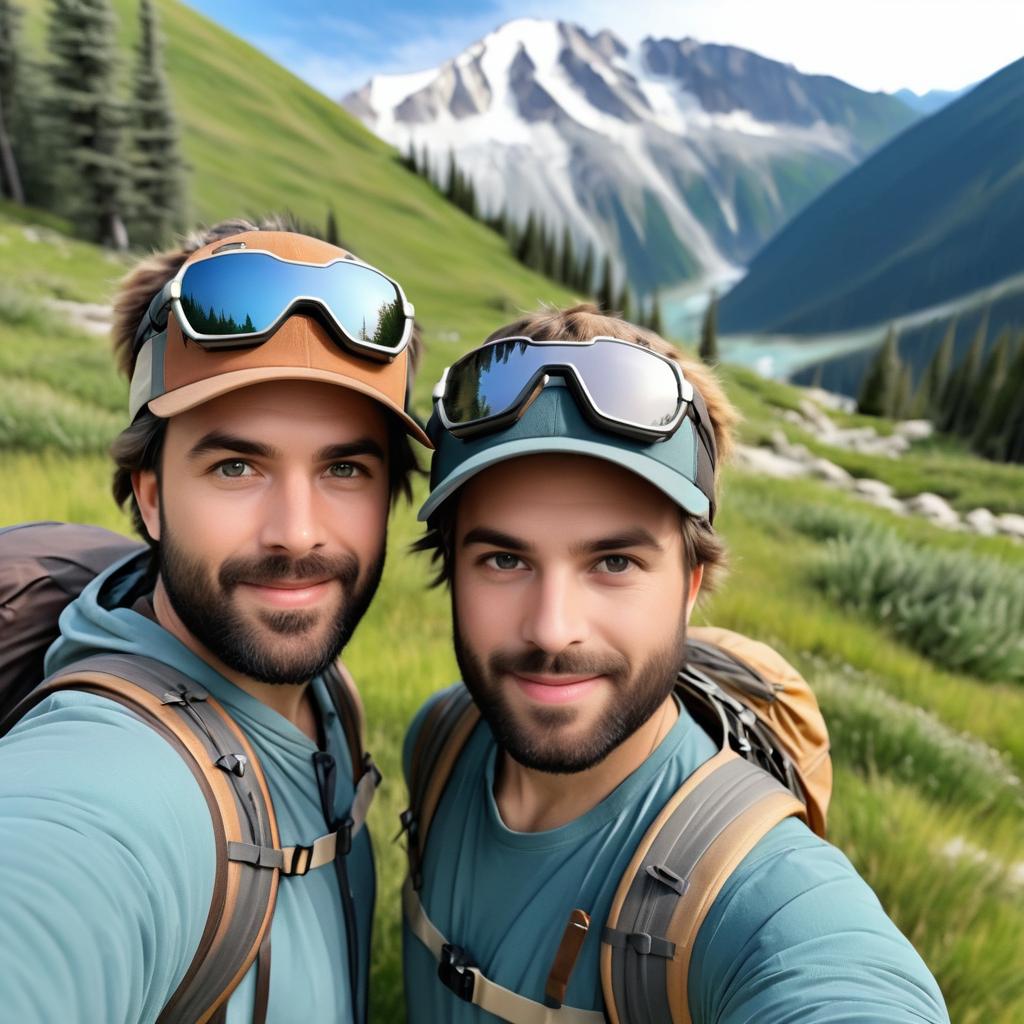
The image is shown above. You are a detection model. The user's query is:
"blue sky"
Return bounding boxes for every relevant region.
[182,0,1024,98]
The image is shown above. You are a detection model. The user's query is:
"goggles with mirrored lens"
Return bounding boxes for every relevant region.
[134,248,414,362]
[434,336,711,447]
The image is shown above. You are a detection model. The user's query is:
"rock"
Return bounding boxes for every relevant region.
[797,398,836,435]
[769,428,810,463]
[853,478,894,499]
[733,445,810,480]
[804,387,857,413]
[807,457,853,486]
[858,492,908,516]
[893,419,934,441]
[964,508,998,536]
[905,492,960,529]
[996,513,1024,540]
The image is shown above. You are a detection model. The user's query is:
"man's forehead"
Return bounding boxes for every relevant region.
[457,454,677,533]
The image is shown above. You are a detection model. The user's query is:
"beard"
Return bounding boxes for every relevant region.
[453,607,687,775]
[158,513,384,686]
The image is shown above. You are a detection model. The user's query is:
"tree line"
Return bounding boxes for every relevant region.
[401,142,665,333]
[857,315,1024,465]
[0,0,184,250]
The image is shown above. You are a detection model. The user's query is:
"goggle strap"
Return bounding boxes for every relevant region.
[686,388,717,524]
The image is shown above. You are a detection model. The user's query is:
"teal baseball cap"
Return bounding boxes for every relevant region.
[419,380,716,523]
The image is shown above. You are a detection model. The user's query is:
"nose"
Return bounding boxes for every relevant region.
[258,470,325,556]
[519,566,590,655]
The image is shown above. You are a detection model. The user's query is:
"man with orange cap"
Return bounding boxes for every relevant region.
[0,221,429,1023]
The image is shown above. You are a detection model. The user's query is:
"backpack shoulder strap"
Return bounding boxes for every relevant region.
[401,684,479,889]
[321,660,381,851]
[2,653,283,1024]
[600,749,804,1024]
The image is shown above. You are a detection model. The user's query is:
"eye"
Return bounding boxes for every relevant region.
[595,555,633,574]
[485,552,525,571]
[215,459,253,479]
[327,462,363,479]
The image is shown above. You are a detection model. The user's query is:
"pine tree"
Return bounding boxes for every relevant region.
[597,255,615,313]
[857,327,900,417]
[127,0,185,248]
[577,243,595,296]
[649,288,664,336]
[912,318,956,420]
[944,314,988,436]
[45,0,131,248]
[325,207,339,246]
[617,279,633,321]
[541,222,558,279]
[699,290,719,365]
[974,333,1024,461]
[516,212,537,265]
[892,362,914,419]
[969,328,1012,446]
[559,226,575,287]
[0,0,25,203]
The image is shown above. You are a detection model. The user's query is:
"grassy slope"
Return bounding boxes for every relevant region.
[5,4,1024,1019]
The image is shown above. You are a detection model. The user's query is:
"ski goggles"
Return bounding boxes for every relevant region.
[432,336,704,444]
[133,247,415,362]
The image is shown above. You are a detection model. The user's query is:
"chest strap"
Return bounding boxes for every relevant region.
[403,877,604,1024]
[228,754,380,875]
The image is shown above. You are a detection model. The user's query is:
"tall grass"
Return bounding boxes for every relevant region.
[812,524,1024,682]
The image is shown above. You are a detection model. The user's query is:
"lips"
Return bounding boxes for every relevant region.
[510,672,604,706]
[237,577,335,609]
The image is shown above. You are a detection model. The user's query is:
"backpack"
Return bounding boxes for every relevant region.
[400,626,831,1024]
[0,522,380,1024]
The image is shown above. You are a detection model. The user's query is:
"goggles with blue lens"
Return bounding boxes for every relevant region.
[133,246,415,362]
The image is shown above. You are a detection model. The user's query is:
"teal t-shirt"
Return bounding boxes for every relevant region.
[0,552,373,1023]
[402,686,949,1023]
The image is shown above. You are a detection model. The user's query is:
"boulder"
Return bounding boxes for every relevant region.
[807,457,853,487]
[853,478,894,499]
[893,419,934,441]
[733,445,810,480]
[858,492,908,516]
[996,513,1024,541]
[964,508,998,536]
[905,492,960,529]
[770,428,810,463]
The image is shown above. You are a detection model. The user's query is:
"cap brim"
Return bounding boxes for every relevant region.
[149,366,432,448]
[418,436,710,521]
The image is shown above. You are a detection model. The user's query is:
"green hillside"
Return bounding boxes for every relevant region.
[719,56,1024,335]
[4,3,1024,1020]
[17,0,578,401]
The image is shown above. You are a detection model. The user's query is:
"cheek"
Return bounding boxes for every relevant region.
[454,565,518,654]
[160,477,253,558]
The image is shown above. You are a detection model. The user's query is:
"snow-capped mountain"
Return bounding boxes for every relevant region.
[344,19,916,295]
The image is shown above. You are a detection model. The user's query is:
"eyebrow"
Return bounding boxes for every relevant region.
[460,525,664,556]
[187,432,385,463]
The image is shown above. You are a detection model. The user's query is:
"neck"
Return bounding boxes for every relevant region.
[151,578,318,741]
[493,694,678,833]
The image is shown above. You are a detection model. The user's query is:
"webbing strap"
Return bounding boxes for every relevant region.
[402,878,604,1024]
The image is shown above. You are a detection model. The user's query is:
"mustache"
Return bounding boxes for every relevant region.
[219,551,361,590]
[489,647,630,680]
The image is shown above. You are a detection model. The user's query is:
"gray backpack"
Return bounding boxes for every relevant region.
[0,521,378,1024]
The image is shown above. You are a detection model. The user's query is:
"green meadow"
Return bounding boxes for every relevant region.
[4,0,1024,1018]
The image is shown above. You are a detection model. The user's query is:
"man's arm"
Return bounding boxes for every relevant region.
[690,817,949,1024]
[0,690,217,1023]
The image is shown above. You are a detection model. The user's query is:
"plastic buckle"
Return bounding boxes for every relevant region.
[336,816,354,857]
[284,844,314,877]
[438,943,477,1002]
[363,752,383,787]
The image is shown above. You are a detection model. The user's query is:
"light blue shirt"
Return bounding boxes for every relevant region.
[0,552,373,1023]
[403,686,949,1023]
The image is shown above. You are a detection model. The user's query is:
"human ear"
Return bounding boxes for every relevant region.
[132,469,161,543]
[685,563,704,622]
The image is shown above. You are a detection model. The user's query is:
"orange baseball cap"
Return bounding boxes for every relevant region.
[128,231,431,447]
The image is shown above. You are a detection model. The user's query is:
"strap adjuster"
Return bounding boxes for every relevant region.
[282,843,314,876]
[438,943,477,1002]
[336,816,354,857]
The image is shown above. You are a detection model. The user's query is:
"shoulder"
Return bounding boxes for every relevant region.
[689,816,948,1022]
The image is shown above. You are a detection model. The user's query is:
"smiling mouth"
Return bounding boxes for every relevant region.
[510,672,605,705]
[238,578,336,608]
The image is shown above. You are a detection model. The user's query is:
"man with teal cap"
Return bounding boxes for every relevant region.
[401,304,948,1023]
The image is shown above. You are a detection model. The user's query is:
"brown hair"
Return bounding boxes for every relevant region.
[110,217,422,546]
[416,303,740,596]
